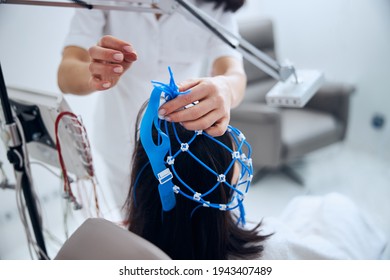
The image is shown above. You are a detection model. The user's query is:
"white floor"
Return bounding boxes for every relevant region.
[1,142,389,259]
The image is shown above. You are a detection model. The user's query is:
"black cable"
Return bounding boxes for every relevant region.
[70,0,93,9]
[0,63,14,125]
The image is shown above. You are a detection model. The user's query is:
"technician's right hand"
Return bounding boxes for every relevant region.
[88,35,137,91]
[58,35,137,95]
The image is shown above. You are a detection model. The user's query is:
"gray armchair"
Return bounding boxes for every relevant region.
[230,19,355,184]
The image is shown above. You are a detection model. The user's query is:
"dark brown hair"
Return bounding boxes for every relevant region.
[124,102,270,260]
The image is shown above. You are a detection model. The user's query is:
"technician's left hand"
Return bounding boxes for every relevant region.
[158,76,233,137]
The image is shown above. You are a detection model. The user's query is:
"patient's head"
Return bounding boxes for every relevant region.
[125,102,268,259]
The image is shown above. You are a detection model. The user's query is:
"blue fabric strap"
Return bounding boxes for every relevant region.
[140,86,176,211]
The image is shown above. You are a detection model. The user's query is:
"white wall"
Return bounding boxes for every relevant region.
[0,5,97,259]
[0,0,389,258]
[0,4,96,118]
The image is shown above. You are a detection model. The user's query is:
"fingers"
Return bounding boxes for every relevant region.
[89,45,124,64]
[158,77,231,136]
[88,35,137,90]
[97,35,138,63]
[89,76,112,91]
[160,79,226,123]
[180,110,230,137]
[164,98,215,123]
[159,79,209,116]
[178,79,200,92]
[204,120,229,137]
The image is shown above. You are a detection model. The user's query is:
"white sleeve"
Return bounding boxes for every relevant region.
[206,10,243,66]
[63,9,107,51]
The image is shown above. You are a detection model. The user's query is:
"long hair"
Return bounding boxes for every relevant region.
[125,102,269,260]
[198,0,246,12]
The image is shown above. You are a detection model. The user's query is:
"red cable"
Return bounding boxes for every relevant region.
[55,111,78,203]
[55,111,101,215]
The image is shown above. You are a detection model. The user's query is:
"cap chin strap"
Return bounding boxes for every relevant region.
[140,87,174,211]
[140,67,187,211]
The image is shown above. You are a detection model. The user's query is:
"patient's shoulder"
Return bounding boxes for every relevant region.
[255,193,387,260]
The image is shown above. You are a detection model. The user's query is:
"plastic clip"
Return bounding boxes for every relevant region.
[217,174,226,183]
[232,151,240,159]
[193,192,201,201]
[173,185,180,194]
[219,204,227,211]
[157,168,173,185]
[166,156,175,165]
[181,143,189,152]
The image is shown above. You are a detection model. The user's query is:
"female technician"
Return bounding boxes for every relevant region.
[57,0,247,215]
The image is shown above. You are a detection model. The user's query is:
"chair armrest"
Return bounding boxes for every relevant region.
[306,82,355,138]
[231,103,280,123]
[54,218,171,260]
[230,104,282,168]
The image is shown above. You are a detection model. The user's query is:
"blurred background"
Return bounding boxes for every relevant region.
[0,0,389,259]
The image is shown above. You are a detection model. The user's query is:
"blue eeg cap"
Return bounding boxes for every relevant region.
[139,67,253,225]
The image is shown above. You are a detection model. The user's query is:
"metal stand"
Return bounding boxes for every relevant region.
[0,62,48,259]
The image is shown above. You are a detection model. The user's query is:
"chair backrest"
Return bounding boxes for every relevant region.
[55,218,171,260]
[238,18,276,84]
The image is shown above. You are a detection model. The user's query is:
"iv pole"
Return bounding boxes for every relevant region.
[0,63,48,259]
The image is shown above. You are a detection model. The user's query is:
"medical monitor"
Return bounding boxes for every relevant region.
[0,86,94,180]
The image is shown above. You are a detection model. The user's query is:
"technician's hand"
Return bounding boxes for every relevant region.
[88,35,138,91]
[158,76,233,137]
